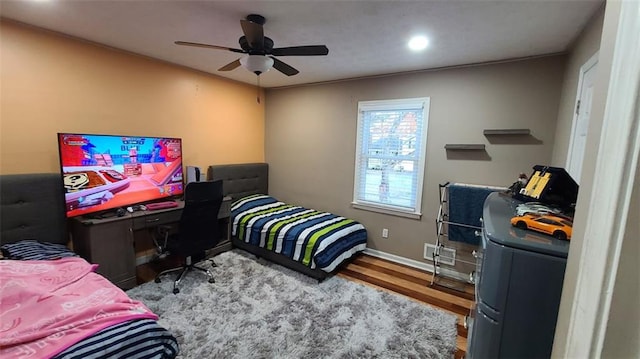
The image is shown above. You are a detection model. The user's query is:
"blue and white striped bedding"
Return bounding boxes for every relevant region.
[55,319,178,359]
[0,240,179,359]
[231,195,367,272]
[1,239,78,260]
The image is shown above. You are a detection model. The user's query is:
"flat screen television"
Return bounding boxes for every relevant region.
[57,133,184,217]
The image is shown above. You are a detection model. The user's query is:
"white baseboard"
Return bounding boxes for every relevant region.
[363,247,470,283]
[136,253,156,266]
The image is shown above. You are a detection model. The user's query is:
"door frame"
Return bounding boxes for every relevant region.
[566,51,598,183]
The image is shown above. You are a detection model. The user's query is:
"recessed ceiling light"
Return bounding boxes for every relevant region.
[408,36,429,51]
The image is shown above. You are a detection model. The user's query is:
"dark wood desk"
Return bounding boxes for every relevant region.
[70,197,232,289]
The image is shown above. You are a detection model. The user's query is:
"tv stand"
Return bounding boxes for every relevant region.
[70,197,232,289]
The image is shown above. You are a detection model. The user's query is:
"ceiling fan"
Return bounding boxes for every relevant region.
[175,14,329,76]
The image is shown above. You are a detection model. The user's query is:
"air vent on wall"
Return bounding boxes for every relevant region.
[424,244,456,266]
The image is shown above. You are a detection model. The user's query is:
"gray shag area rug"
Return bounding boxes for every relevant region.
[127,250,457,359]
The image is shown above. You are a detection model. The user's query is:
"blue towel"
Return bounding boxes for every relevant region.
[447,184,497,245]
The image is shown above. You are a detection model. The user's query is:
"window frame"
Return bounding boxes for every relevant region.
[351,97,430,219]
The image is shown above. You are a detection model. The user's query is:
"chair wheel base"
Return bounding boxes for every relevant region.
[208,278,215,283]
[173,288,180,294]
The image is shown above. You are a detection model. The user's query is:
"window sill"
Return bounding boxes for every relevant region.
[351,202,422,220]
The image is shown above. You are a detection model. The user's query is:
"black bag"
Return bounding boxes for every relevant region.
[515,165,579,211]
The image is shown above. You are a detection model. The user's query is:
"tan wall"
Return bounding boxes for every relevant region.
[553,1,639,356]
[0,20,265,174]
[551,5,605,168]
[551,2,612,354]
[265,56,565,265]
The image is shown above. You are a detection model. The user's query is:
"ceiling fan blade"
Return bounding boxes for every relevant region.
[218,59,241,71]
[271,57,299,76]
[271,45,329,56]
[240,19,264,50]
[175,41,244,53]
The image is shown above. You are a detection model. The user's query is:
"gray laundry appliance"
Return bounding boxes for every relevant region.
[467,192,570,358]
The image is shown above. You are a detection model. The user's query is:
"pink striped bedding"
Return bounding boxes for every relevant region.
[0,257,158,358]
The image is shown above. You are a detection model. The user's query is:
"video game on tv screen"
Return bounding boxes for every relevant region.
[58,133,184,217]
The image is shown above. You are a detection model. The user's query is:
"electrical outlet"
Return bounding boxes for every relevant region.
[382,228,389,238]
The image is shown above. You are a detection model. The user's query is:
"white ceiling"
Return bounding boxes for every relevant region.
[1,0,603,89]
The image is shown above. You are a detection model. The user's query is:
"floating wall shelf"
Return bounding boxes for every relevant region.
[444,144,486,150]
[483,129,531,136]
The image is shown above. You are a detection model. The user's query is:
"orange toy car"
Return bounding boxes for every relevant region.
[510,214,573,240]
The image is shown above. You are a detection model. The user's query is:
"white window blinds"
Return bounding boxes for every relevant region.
[352,97,430,217]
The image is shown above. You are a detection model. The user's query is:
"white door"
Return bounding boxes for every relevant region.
[566,54,598,184]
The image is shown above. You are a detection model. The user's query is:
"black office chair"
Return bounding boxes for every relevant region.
[154,180,223,294]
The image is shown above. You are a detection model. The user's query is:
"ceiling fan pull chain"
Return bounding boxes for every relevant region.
[257,75,261,104]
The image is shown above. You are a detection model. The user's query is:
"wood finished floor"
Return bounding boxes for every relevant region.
[338,254,474,359]
[137,252,474,359]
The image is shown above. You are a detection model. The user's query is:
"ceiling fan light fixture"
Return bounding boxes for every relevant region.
[240,55,274,75]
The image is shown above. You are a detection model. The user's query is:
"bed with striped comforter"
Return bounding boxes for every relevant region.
[0,240,179,359]
[231,195,367,272]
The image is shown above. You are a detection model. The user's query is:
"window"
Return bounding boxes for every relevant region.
[352,97,430,218]
[537,218,558,225]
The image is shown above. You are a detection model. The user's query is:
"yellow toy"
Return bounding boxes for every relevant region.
[510,213,573,240]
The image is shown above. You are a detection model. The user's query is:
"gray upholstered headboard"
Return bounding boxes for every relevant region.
[0,173,68,245]
[207,163,268,201]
